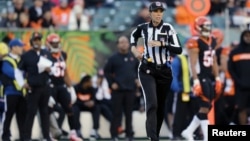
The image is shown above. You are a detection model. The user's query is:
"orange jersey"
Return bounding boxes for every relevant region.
[51,6,71,26]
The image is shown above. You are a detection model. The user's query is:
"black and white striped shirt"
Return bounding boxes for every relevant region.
[130,20,182,65]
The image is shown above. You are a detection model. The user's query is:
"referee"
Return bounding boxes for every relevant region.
[130,1,182,141]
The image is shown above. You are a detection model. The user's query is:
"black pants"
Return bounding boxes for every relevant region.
[22,85,51,140]
[215,95,238,125]
[73,100,101,130]
[110,90,136,138]
[172,93,198,138]
[139,63,172,140]
[96,99,113,123]
[2,95,26,141]
[49,85,76,129]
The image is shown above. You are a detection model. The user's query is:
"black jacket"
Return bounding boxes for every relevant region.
[19,49,51,87]
[228,30,250,90]
[104,51,139,91]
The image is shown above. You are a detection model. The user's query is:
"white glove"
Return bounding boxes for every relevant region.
[67,86,77,104]
[48,96,56,108]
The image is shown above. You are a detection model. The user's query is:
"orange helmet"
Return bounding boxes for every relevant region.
[46,33,61,53]
[194,16,212,37]
[211,28,224,46]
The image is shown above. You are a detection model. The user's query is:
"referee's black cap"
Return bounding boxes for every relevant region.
[149,1,165,12]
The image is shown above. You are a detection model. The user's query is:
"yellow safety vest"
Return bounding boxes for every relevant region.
[2,56,26,96]
[178,55,191,102]
[0,84,3,97]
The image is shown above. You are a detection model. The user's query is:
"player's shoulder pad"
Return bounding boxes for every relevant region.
[185,36,199,49]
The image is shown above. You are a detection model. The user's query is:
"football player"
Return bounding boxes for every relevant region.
[46,33,82,141]
[181,16,222,141]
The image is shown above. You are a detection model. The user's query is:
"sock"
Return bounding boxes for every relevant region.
[184,115,201,134]
[200,120,209,141]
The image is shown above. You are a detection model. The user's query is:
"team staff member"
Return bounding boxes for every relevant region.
[228,28,250,125]
[130,2,182,141]
[181,16,222,141]
[1,39,26,141]
[19,32,52,141]
[170,53,199,140]
[104,36,139,141]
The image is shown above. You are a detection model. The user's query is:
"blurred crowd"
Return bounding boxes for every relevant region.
[0,0,112,30]
[2,0,250,31]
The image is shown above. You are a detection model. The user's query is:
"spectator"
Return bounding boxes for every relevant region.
[51,0,72,29]
[12,0,29,21]
[85,0,105,9]
[132,5,150,27]
[174,0,197,26]
[18,12,31,28]
[1,39,26,141]
[165,0,179,8]
[104,36,140,141]
[43,0,56,12]
[208,0,227,16]
[73,74,101,140]
[51,0,60,6]
[68,4,90,31]
[42,10,55,28]
[28,0,45,29]
[0,6,18,28]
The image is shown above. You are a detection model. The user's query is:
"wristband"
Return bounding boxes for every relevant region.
[215,77,220,81]
[161,41,164,47]
[193,79,200,85]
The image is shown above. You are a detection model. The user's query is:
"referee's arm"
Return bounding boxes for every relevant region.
[165,24,182,54]
[130,25,143,60]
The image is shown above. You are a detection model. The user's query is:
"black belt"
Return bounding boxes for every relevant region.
[142,59,166,70]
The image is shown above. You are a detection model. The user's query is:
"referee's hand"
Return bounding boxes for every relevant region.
[131,46,142,60]
[148,40,161,47]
